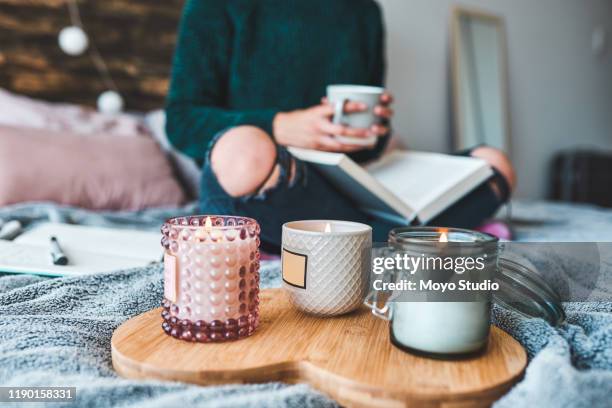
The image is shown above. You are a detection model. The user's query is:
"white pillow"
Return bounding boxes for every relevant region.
[0,87,148,138]
[144,110,202,198]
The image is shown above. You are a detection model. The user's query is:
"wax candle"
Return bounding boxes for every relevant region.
[282,220,372,316]
[160,215,260,342]
[367,227,499,357]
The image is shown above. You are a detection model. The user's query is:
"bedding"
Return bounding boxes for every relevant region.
[0,200,610,407]
[0,125,186,210]
[0,88,149,138]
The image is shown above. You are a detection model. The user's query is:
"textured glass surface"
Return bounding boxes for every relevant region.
[161,216,260,342]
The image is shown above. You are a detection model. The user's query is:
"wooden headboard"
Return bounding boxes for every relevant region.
[0,0,184,110]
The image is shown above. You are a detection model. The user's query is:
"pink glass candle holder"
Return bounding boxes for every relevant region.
[160,215,261,342]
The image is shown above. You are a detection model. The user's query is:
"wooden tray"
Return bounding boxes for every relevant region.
[112,289,526,407]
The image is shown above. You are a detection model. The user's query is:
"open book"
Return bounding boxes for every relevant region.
[0,223,161,277]
[289,148,493,225]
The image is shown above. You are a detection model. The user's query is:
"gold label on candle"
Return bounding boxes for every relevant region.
[163,252,178,302]
[282,248,307,289]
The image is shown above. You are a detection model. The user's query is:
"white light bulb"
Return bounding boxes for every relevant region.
[58,26,89,56]
[97,90,124,114]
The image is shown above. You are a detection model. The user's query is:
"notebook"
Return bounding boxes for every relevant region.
[289,148,493,224]
[0,223,161,277]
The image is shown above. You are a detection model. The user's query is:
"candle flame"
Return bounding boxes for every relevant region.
[439,230,448,243]
[324,223,332,233]
[204,216,212,232]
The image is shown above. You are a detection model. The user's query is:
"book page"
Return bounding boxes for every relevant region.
[367,151,490,214]
[0,240,153,277]
[15,223,161,262]
[289,147,491,223]
[290,147,415,220]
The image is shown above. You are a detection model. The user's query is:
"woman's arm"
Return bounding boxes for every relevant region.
[165,0,278,162]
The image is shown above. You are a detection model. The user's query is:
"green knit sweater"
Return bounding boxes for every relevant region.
[166,0,388,164]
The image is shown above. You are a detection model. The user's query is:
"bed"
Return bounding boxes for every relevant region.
[0,1,610,407]
[0,200,610,407]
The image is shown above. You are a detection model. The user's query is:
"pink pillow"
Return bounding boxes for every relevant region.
[0,125,187,210]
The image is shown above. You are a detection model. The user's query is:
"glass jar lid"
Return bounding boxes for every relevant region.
[494,257,565,326]
[390,226,498,244]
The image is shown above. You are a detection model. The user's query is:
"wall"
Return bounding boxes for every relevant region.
[378,0,612,198]
[0,0,183,110]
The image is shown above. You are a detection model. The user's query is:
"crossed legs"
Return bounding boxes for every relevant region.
[210,126,516,200]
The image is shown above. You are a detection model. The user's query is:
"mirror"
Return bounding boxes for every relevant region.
[451,7,511,153]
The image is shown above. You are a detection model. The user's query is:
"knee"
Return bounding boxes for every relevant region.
[210,126,277,197]
[470,146,516,193]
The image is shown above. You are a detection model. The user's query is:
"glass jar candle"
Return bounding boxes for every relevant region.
[160,215,261,342]
[366,227,499,357]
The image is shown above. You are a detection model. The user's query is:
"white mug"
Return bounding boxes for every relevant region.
[326,84,385,146]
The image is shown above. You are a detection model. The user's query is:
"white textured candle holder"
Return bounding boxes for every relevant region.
[281,220,372,316]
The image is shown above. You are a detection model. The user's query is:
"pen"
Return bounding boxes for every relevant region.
[0,220,23,240]
[50,236,69,266]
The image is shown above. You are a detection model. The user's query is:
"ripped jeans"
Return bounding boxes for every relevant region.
[200,134,510,252]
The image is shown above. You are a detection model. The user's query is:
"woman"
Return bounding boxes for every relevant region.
[166,0,515,250]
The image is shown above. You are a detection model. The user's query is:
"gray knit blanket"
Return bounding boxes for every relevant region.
[0,201,611,407]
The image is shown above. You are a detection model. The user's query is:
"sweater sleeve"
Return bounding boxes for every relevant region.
[348,0,391,164]
[165,0,279,162]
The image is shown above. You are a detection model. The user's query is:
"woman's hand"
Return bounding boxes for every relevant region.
[372,92,394,137]
[273,91,394,152]
[273,102,374,152]
[322,91,394,138]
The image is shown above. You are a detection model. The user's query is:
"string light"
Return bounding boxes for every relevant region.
[58,26,88,56]
[58,0,124,113]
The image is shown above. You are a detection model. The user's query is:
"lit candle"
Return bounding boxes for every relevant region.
[281,220,372,316]
[160,216,261,343]
[367,227,499,357]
